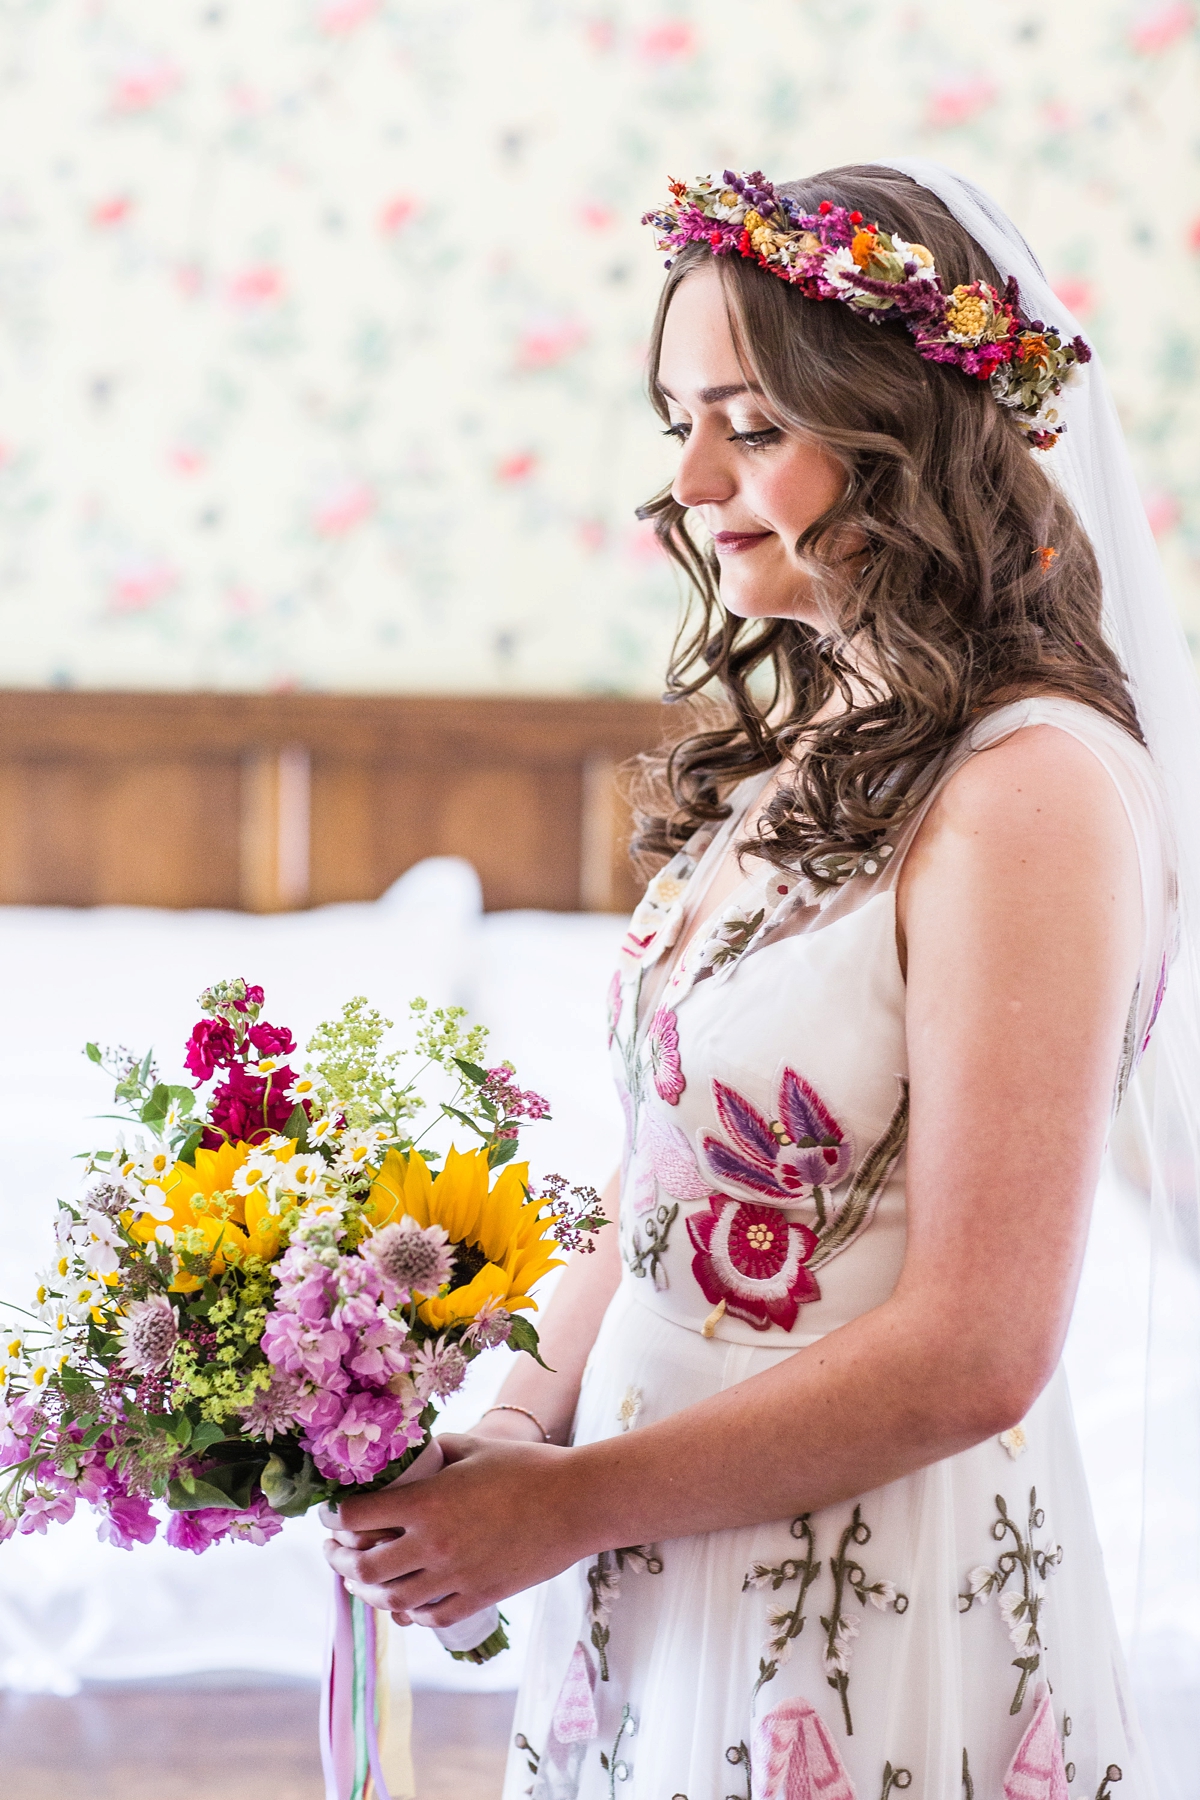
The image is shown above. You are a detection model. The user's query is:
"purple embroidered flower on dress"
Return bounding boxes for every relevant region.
[701,1069,851,1203]
[687,1195,819,1332]
[647,1007,685,1105]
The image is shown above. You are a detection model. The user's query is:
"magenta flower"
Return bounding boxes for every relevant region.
[248,1019,296,1059]
[647,1008,685,1105]
[700,1069,852,1203]
[203,1060,298,1147]
[19,1489,78,1533]
[97,1494,158,1550]
[687,1196,820,1332]
[184,1017,237,1083]
[309,1390,423,1485]
[261,1312,352,1388]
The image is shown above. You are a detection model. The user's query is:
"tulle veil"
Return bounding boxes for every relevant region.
[884,157,1200,1793]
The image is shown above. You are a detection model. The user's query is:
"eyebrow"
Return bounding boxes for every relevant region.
[657,382,762,405]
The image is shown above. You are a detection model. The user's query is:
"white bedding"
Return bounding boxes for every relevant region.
[0,860,1192,1723]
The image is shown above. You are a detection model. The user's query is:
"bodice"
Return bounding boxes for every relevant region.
[608,697,1175,1348]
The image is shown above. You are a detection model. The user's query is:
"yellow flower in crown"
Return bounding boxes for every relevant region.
[125,1140,284,1291]
[364,1145,563,1329]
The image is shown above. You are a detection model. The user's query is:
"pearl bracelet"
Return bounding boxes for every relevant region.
[481,1403,551,1443]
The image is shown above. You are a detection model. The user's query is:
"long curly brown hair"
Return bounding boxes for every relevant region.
[631,164,1140,885]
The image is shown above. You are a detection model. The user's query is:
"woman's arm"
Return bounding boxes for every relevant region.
[472,1173,623,1445]
[326,725,1142,1623]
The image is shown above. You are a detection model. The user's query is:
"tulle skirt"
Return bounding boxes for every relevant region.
[502,1277,1154,1800]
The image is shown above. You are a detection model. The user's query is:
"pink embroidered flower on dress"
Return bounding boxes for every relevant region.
[701,1069,851,1203]
[647,1007,685,1104]
[687,1195,819,1332]
[606,971,623,1048]
[752,1696,855,1799]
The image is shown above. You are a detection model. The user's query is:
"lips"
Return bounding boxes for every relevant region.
[712,530,772,555]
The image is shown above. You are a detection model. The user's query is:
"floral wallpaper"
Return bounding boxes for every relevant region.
[0,0,1197,694]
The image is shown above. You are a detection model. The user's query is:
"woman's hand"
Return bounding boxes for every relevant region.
[322,1432,589,1626]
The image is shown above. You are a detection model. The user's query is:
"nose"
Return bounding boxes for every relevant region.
[671,422,737,512]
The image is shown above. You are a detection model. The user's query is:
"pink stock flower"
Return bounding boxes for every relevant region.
[310,1390,423,1484]
[288,1382,347,1434]
[164,1494,283,1554]
[247,1020,296,1059]
[97,1494,158,1550]
[347,1310,411,1385]
[184,1017,237,1083]
[19,1489,77,1534]
[203,1060,297,1147]
[647,1008,686,1105]
[261,1312,352,1388]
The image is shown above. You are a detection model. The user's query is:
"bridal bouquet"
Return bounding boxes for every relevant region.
[0,977,602,1671]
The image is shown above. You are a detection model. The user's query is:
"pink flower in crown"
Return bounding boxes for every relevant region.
[647,1007,685,1105]
[700,1069,852,1204]
[687,1196,820,1332]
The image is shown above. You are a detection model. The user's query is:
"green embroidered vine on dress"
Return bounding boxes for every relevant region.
[627,1201,678,1287]
[959,1487,1063,1715]
[744,1513,821,1700]
[598,1704,635,1799]
[881,1763,913,1797]
[821,1504,910,1735]
[586,1544,664,1681]
[809,1082,909,1270]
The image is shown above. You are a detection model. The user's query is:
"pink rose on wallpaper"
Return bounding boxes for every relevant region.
[1129,2,1195,55]
[312,476,375,537]
[516,320,588,371]
[90,195,133,230]
[496,452,537,484]
[316,0,381,33]
[1050,277,1094,319]
[108,53,181,115]
[108,555,178,615]
[1143,490,1182,538]
[380,194,418,234]
[924,76,997,129]
[636,21,696,62]
[227,265,285,312]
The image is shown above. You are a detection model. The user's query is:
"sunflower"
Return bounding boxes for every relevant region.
[125,1141,283,1290]
[363,1145,562,1329]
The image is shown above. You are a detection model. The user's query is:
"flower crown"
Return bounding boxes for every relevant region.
[642,171,1091,450]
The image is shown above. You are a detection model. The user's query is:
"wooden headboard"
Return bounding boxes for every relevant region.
[0,692,671,914]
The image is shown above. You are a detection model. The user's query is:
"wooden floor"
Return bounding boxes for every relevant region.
[0,1679,514,1800]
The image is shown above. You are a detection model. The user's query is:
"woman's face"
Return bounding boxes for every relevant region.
[656,263,847,626]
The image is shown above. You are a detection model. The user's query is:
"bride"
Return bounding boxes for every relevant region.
[325,163,1196,1798]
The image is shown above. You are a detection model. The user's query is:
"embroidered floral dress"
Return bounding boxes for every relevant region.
[503,698,1173,1800]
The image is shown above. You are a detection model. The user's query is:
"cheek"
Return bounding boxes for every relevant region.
[753,451,844,552]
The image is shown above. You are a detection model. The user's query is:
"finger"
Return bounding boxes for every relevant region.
[324,1531,428,1589]
[327,1527,403,1550]
[409,1592,484,1629]
[433,1432,476,1465]
[337,1490,423,1532]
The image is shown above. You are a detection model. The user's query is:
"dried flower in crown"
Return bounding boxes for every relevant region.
[641,171,1092,449]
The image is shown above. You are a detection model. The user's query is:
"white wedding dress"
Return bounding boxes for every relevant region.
[503,696,1173,1800]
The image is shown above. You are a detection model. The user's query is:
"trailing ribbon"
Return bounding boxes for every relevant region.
[320,1439,506,1799]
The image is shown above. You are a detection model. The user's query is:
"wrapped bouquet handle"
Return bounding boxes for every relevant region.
[320,1440,507,1800]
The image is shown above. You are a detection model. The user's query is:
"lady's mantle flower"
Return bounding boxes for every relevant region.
[647,1008,685,1105]
[366,1216,454,1296]
[116,1294,178,1373]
